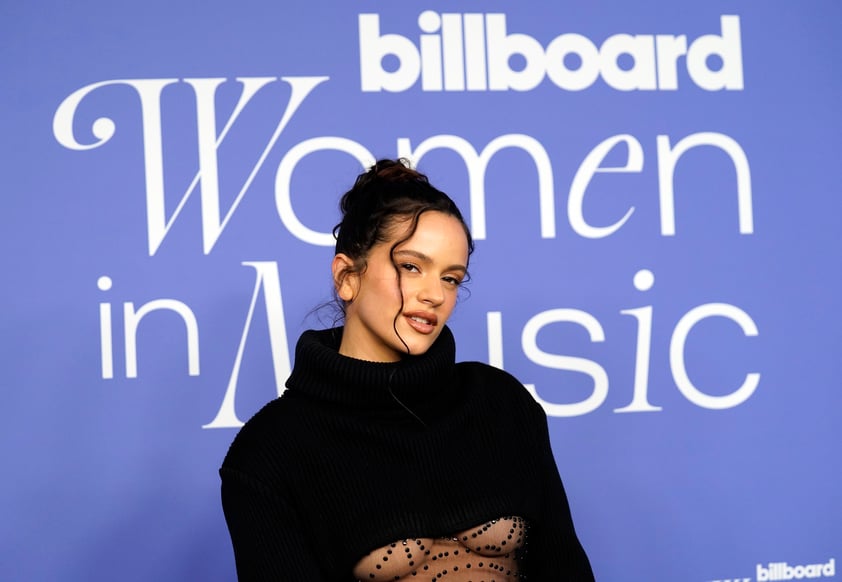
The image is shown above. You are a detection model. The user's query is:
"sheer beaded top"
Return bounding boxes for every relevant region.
[353,516,527,582]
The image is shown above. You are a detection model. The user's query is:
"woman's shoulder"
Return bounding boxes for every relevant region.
[220,394,313,473]
[455,361,543,414]
[234,394,298,435]
[455,360,525,389]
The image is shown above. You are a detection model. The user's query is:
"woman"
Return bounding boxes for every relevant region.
[220,159,594,581]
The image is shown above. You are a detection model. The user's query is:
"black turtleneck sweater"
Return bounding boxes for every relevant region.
[220,327,594,581]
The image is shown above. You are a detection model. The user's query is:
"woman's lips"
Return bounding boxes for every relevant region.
[404,312,438,334]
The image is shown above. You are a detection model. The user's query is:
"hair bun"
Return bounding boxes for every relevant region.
[332,158,472,261]
[339,159,426,215]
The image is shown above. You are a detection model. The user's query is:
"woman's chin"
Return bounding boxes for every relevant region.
[399,334,439,357]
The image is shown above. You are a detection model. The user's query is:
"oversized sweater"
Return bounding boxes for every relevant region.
[220,326,594,581]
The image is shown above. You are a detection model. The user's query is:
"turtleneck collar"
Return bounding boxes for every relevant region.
[285,326,458,415]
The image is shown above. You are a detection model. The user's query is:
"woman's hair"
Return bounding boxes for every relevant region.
[332,158,474,316]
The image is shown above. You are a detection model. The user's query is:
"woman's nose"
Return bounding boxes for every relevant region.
[417,277,444,306]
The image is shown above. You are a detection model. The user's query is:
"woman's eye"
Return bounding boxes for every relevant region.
[442,276,462,287]
[401,263,420,273]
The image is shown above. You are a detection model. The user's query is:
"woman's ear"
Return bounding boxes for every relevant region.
[332,253,358,302]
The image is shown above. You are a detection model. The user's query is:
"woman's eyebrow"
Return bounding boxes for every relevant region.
[394,249,467,273]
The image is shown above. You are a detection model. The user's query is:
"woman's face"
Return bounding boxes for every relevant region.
[336,211,470,362]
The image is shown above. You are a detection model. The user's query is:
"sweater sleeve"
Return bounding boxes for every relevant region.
[220,466,326,581]
[526,404,595,581]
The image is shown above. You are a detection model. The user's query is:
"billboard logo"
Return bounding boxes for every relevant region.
[757,559,836,581]
[360,12,743,92]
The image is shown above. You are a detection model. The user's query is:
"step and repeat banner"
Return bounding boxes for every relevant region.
[3,1,840,580]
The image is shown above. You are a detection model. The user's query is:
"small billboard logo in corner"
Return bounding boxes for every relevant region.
[710,557,835,582]
[756,558,835,581]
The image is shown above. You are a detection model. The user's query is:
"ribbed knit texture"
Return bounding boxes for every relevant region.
[220,326,594,581]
